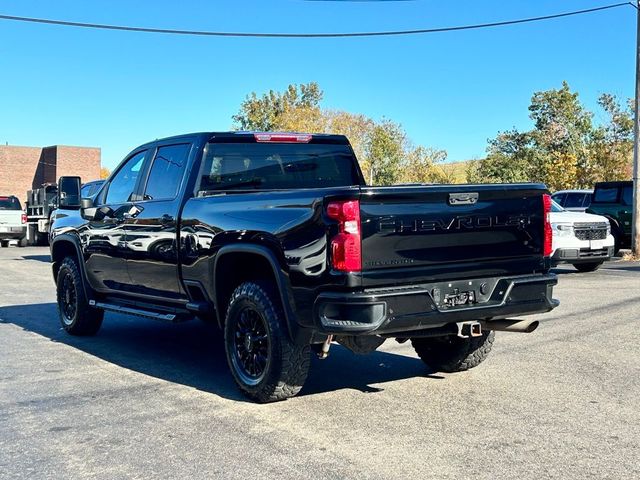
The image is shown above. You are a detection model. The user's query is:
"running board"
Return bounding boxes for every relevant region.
[89,300,177,322]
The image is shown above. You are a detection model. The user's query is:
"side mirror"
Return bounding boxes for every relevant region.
[58,176,81,209]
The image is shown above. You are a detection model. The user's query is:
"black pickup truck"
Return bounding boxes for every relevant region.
[51,132,558,402]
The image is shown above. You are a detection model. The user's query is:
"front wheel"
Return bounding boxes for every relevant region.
[574,261,603,273]
[224,282,310,403]
[411,331,495,373]
[56,256,103,335]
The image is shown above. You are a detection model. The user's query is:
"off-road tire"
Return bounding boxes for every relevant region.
[56,256,103,335]
[224,281,310,403]
[18,237,27,247]
[0,241,8,248]
[411,331,495,373]
[574,261,603,273]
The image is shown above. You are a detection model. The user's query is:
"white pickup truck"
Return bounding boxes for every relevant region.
[0,195,27,247]
[550,200,614,272]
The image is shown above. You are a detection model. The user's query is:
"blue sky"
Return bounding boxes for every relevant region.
[0,0,635,169]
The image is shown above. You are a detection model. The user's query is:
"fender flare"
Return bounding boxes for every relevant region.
[603,215,621,231]
[50,233,93,302]
[212,243,303,342]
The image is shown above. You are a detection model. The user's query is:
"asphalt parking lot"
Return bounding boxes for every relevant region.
[1,246,639,479]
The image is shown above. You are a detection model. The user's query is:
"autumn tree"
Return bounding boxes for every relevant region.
[232,82,323,131]
[398,146,447,184]
[233,83,453,186]
[469,82,632,189]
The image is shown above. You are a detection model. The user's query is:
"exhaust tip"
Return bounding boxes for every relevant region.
[524,320,539,333]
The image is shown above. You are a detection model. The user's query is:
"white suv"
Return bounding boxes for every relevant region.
[550,200,614,272]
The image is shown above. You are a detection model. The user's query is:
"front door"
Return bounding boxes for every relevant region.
[123,142,192,301]
[83,149,147,293]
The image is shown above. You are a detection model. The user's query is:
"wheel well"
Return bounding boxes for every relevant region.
[51,240,79,281]
[215,252,281,323]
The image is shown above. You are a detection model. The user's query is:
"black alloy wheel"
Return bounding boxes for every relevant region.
[231,306,271,386]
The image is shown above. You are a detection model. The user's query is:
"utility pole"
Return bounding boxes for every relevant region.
[633,0,640,255]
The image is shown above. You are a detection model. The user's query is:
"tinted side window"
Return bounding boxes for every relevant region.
[622,186,633,206]
[552,193,566,206]
[593,187,619,203]
[105,151,146,204]
[565,193,586,208]
[144,144,190,201]
[582,193,592,207]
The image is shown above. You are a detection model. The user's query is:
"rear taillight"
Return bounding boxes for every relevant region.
[254,133,312,143]
[327,200,361,272]
[542,194,552,257]
[21,213,27,224]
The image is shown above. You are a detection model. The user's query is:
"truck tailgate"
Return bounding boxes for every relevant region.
[358,184,548,287]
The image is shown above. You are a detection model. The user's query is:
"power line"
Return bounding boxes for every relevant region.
[0,2,633,39]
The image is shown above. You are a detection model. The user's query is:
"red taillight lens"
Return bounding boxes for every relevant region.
[327,200,361,272]
[542,194,552,257]
[254,133,312,143]
[21,213,27,224]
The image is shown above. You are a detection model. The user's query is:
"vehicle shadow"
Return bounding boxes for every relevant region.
[0,303,435,402]
[20,255,51,263]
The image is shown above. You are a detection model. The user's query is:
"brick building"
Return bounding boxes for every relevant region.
[0,145,101,205]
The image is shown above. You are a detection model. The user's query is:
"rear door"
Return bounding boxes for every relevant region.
[123,141,193,300]
[620,184,633,235]
[358,184,547,287]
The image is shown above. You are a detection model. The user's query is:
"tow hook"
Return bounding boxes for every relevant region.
[456,321,482,339]
[318,334,334,359]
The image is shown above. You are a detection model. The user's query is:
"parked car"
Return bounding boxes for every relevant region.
[586,181,632,252]
[0,195,27,247]
[81,180,105,198]
[550,200,614,272]
[551,189,593,212]
[50,132,559,402]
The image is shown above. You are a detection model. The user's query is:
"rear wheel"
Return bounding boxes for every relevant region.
[224,281,310,403]
[18,237,27,247]
[574,261,603,273]
[56,256,103,335]
[0,241,7,248]
[411,331,495,373]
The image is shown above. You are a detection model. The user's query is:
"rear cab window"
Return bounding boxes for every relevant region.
[592,187,619,203]
[197,141,362,194]
[0,196,22,210]
[143,144,191,200]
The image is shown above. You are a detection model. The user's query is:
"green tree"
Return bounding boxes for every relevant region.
[472,129,535,183]
[365,119,406,185]
[588,94,634,182]
[470,82,631,190]
[232,82,323,131]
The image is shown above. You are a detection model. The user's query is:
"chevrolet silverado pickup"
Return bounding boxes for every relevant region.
[50,132,558,402]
